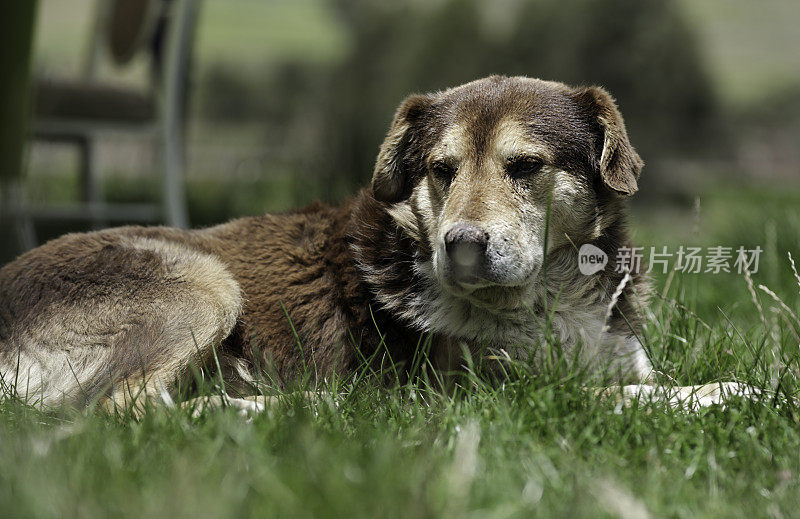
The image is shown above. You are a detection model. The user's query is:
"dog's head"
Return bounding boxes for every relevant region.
[372,76,642,306]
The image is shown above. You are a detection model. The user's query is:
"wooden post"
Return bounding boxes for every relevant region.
[0,1,39,252]
[0,1,39,183]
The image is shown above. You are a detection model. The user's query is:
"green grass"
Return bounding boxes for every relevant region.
[2,187,800,518]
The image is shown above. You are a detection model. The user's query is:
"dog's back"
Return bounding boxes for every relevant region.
[0,198,425,407]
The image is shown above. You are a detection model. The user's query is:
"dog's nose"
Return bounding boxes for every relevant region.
[444,224,489,273]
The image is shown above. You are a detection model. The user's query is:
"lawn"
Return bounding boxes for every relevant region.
[1,186,799,518]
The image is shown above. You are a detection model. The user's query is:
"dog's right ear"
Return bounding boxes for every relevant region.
[372,94,434,203]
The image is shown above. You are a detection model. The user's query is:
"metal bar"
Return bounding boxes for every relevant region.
[18,203,162,222]
[159,0,198,229]
[33,120,160,139]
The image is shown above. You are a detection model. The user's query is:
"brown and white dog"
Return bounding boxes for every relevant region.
[0,76,670,411]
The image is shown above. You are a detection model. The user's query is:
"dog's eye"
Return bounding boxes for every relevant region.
[506,157,544,179]
[431,161,456,182]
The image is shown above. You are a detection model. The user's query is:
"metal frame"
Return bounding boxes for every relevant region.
[12,0,198,251]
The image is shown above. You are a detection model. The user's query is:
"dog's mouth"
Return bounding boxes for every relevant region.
[435,236,541,293]
[440,260,539,291]
[440,270,537,313]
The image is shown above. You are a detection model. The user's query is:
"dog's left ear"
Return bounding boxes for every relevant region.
[573,86,643,196]
[372,94,434,203]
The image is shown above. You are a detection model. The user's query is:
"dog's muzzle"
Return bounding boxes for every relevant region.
[444,223,489,284]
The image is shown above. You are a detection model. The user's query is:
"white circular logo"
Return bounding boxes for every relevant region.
[578,244,608,275]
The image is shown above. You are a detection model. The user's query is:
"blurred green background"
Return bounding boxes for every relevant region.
[4,0,800,320]
[2,6,799,517]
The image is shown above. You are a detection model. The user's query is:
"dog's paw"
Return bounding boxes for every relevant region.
[225,397,267,418]
[669,382,761,409]
[596,382,763,411]
[187,395,270,419]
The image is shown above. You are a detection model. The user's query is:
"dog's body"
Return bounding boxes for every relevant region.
[0,76,654,408]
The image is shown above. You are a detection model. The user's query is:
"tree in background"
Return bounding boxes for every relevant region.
[199,0,718,201]
[317,0,717,198]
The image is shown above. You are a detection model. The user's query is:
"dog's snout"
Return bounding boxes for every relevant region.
[444,224,489,276]
[445,224,489,253]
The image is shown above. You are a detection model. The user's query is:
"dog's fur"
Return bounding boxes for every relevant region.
[0,76,653,409]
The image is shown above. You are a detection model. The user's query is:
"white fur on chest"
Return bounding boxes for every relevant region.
[358,250,651,380]
[373,258,602,348]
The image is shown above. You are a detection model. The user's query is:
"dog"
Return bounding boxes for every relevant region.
[1,76,659,411]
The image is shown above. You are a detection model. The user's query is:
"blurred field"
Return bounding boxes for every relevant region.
[3,169,800,518]
[34,0,347,75]
[2,198,800,517]
[677,0,800,106]
[21,0,800,227]
[34,0,800,103]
